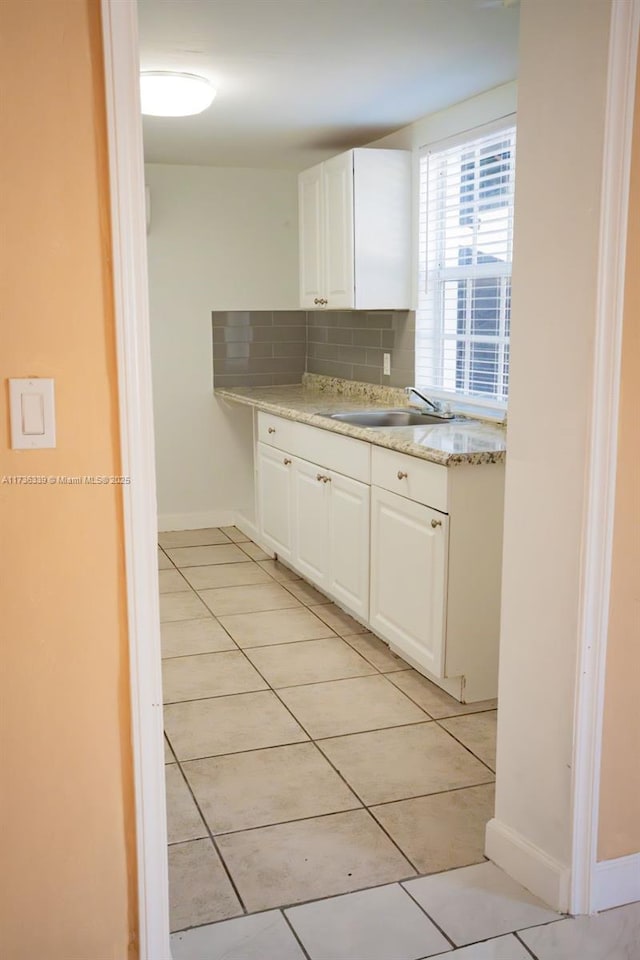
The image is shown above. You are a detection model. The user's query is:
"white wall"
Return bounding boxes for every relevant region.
[145,164,299,528]
[485,0,613,910]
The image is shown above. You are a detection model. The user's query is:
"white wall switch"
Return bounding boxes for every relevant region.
[9,378,56,449]
[383,353,391,376]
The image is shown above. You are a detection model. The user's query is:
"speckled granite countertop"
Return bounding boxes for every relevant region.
[215,375,506,466]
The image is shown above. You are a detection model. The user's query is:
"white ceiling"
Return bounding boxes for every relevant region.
[138,0,520,170]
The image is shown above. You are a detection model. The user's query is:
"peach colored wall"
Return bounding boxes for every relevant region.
[598,61,640,863]
[0,2,137,957]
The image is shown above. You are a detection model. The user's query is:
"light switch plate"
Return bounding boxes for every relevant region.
[9,378,56,449]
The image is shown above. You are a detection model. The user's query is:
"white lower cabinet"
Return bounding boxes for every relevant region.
[254,412,504,702]
[326,471,370,620]
[258,435,370,619]
[257,442,294,562]
[369,486,448,678]
[291,457,330,590]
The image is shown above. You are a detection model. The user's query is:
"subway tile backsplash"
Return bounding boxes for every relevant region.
[306,310,414,388]
[212,309,415,388]
[213,311,307,388]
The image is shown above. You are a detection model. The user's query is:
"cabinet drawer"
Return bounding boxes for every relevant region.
[258,413,299,450]
[258,412,370,483]
[371,446,448,513]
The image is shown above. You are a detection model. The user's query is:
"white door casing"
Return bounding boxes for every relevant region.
[100,1,171,957]
[101,0,638,951]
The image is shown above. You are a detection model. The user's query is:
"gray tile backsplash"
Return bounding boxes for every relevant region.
[213,311,307,388]
[212,309,415,388]
[306,310,414,387]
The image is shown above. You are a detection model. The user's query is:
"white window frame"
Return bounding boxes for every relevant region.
[416,117,517,415]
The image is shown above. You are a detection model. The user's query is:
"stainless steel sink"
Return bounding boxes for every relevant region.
[318,409,456,427]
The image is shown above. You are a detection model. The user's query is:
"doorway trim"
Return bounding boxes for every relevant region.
[570,0,639,917]
[101,2,171,957]
[100,0,638,954]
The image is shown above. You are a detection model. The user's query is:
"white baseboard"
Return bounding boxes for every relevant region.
[233,513,260,545]
[593,853,640,911]
[157,510,237,532]
[485,818,571,913]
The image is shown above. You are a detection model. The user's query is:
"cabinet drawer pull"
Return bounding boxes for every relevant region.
[323,475,331,483]
[283,458,291,465]
[268,427,276,434]
[317,473,324,482]
[314,298,321,305]
[397,470,408,480]
[431,518,442,528]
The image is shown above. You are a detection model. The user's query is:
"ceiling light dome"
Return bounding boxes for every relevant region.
[140,72,216,117]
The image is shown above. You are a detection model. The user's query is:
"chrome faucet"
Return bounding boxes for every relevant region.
[405,386,454,419]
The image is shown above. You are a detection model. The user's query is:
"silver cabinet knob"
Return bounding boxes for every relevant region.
[283,458,291,465]
[431,518,442,528]
[268,427,276,434]
[397,470,408,480]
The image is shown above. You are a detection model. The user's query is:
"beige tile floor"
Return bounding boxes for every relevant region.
[160,526,499,937]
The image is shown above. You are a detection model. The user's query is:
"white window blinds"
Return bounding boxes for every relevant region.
[416,123,516,409]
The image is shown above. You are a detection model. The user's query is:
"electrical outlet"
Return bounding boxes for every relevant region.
[383,353,391,376]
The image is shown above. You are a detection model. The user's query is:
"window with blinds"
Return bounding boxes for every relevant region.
[416,123,516,409]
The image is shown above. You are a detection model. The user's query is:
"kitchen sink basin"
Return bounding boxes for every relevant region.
[318,409,456,427]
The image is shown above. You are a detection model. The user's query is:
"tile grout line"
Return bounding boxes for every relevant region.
[280,910,313,960]
[432,717,497,776]
[514,930,541,959]
[168,802,365,843]
[170,747,250,918]
[366,778,497,811]
[386,670,498,721]
[159,532,233,550]
[168,737,311,764]
[177,739,489,907]
[280,578,333,605]
[161,646,241,662]
[169,873,461,939]
[339,631,413,674]
[401,882,458,951]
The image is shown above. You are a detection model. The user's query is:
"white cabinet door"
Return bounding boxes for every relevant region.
[370,486,448,677]
[292,458,330,589]
[298,163,324,308]
[328,471,370,620]
[257,442,294,561]
[323,151,354,308]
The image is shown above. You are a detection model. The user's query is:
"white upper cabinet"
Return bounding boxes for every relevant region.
[298,148,411,310]
[298,164,324,305]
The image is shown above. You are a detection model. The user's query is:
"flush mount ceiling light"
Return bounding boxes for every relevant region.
[140,72,216,117]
